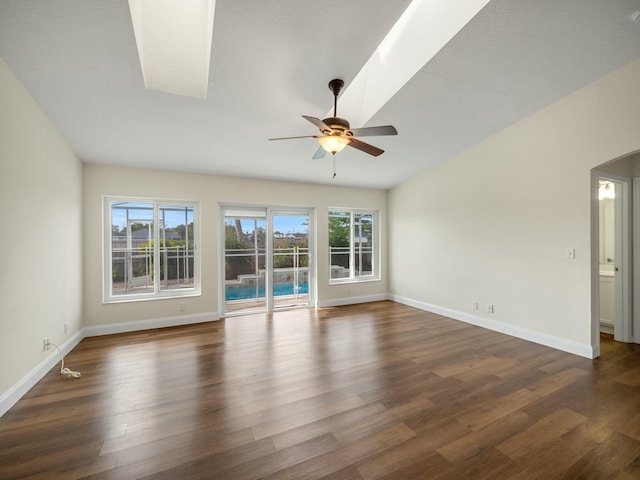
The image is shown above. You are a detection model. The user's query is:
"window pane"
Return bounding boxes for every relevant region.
[329,210,351,279]
[224,216,267,313]
[354,213,373,277]
[328,208,377,283]
[158,205,195,291]
[110,202,155,296]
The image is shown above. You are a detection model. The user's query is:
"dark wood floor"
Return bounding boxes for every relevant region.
[2,301,640,479]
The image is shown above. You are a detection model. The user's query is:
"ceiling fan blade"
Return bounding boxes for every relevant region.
[269,135,319,141]
[347,138,384,157]
[312,146,326,159]
[348,125,398,137]
[302,115,333,133]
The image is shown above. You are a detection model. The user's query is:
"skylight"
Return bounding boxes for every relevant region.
[336,0,491,126]
[128,0,216,99]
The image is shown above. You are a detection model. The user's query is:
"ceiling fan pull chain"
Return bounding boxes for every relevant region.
[333,154,337,178]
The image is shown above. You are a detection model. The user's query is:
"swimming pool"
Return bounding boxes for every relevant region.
[225,282,309,301]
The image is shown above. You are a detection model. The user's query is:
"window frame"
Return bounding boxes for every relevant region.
[328,208,379,284]
[103,196,201,303]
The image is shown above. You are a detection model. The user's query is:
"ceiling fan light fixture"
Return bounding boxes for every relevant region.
[318,135,350,154]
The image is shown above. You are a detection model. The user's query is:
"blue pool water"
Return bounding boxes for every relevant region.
[226,282,309,301]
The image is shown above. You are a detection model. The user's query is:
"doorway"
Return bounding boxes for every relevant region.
[221,206,313,316]
[598,179,618,335]
[595,173,632,344]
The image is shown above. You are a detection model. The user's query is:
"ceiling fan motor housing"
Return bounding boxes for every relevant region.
[321,117,350,134]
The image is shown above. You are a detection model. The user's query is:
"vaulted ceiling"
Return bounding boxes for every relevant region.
[1,1,639,188]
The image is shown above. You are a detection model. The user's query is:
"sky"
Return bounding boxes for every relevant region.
[225,215,309,235]
[111,202,308,234]
[111,202,193,229]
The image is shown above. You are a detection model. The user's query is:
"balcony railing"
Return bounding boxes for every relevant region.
[112,245,195,294]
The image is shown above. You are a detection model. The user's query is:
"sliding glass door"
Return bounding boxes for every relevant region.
[271,212,310,310]
[222,206,313,315]
[223,209,267,314]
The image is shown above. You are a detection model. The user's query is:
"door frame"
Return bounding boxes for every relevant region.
[593,172,632,351]
[268,208,314,312]
[219,204,315,317]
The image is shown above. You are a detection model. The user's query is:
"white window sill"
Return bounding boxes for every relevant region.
[103,290,201,304]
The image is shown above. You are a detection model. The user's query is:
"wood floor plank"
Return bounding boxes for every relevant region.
[528,366,591,396]
[269,402,387,451]
[435,411,534,463]
[374,450,451,480]
[614,366,640,387]
[332,393,433,444]
[2,303,640,479]
[457,387,542,432]
[561,431,640,479]
[250,392,368,440]
[279,423,416,480]
[160,433,340,480]
[496,407,587,460]
[433,447,513,480]
[355,436,449,480]
[495,426,599,480]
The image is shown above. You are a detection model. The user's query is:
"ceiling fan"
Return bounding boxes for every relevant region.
[269,79,398,162]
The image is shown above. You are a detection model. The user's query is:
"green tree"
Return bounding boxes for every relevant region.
[355,214,373,241]
[329,214,350,247]
[225,224,242,249]
[130,222,148,232]
[174,222,194,241]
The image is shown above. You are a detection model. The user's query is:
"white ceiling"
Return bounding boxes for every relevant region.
[1,0,639,189]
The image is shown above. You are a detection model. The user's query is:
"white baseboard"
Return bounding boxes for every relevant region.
[600,323,614,335]
[0,312,219,418]
[83,311,219,337]
[391,294,596,359]
[317,293,390,308]
[0,330,84,418]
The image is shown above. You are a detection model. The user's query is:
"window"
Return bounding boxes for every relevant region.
[104,197,199,302]
[329,209,378,282]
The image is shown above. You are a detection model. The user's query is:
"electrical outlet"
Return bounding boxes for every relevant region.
[472,301,479,310]
[487,304,494,314]
[43,337,51,351]
[179,303,186,312]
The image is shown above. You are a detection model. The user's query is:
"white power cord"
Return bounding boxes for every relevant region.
[49,342,81,378]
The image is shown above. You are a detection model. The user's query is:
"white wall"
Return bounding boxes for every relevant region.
[0,59,83,402]
[83,165,388,328]
[389,59,640,357]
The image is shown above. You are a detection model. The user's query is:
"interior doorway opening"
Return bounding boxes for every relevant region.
[592,151,640,355]
[597,179,622,337]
